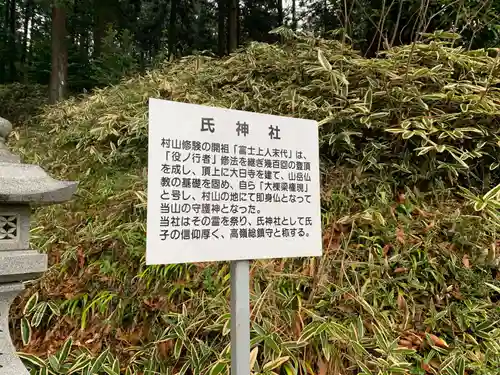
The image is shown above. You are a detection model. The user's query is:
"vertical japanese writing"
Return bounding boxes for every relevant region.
[157,117,314,242]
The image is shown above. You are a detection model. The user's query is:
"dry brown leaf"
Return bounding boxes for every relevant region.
[337,304,355,313]
[77,246,85,268]
[394,267,408,274]
[318,359,328,375]
[407,332,423,346]
[382,244,392,257]
[157,340,173,359]
[278,259,286,272]
[429,359,441,368]
[462,254,470,269]
[396,227,405,244]
[414,207,432,217]
[308,258,315,277]
[451,289,464,300]
[397,192,406,203]
[422,362,431,373]
[428,333,448,348]
[397,293,407,310]
[390,205,397,220]
[418,332,449,348]
[398,339,413,349]
[423,221,435,233]
[292,312,303,339]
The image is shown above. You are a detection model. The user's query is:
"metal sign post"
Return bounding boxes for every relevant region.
[146,98,322,375]
[230,260,251,375]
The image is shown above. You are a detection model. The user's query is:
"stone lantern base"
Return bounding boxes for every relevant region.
[0,116,77,374]
[0,283,29,374]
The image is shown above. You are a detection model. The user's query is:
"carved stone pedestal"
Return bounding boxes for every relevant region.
[0,283,29,374]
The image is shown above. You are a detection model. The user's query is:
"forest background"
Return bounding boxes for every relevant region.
[1,0,500,106]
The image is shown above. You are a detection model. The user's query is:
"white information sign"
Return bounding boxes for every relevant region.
[146,98,322,265]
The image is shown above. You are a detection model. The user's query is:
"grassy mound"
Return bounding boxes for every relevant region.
[10,32,500,375]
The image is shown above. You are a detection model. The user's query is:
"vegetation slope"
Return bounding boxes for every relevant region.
[8,31,500,375]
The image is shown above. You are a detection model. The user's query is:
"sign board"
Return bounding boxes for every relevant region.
[146,98,321,265]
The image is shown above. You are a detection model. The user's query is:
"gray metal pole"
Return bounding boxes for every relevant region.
[230,260,251,375]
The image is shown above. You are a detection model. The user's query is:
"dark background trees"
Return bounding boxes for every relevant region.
[0,0,499,103]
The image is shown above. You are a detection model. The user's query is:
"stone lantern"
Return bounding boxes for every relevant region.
[0,116,78,373]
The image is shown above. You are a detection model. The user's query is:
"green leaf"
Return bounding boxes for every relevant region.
[418,98,429,110]
[21,318,31,346]
[174,339,183,359]
[179,361,191,375]
[67,357,92,373]
[402,131,415,139]
[317,49,332,71]
[18,352,46,368]
[299,322,324,343]
[112,358,120,373]
[448,150,469,168]
[356,360,372,375]
[47,301,61,316]
[485,282,500,293]
[209,361,227,375]
[483,184,500,201]
[222,317,231,336]
[436,144,446,153]
[47,355,61,372]
[457,357,465,375]
[369,111,389,120]
[385,128,406,134]
[58,337,73,363]
[250,346,258,370]
[264,336,281,353]
[263,356,290,371]
[281,340,308,350]
[31,303,48,328]
[24,292,39,315]
[102,364,120,375]
[457,127,483,134]
[283,363,297,375]
[364,88,372,110]
[474,200,487,211]
[88,349,108,374]
[416,146,434,156]
[392,347,416,355]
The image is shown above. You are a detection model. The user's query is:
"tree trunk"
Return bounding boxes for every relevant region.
[217,0,226,56]
[27,8,34,74]
[73,0,90,67]
[292,0,297,31]
[227,0,237,53]
[8,0,16,80]
[49,5,68,104]
[168,0,177,60]
[80,30,89,64]
[236,0,240,45]
[277,0,283,25]
[323,0,327,33]
[21,0,33,82]
[92,0,106,58]
[0,0,9,82]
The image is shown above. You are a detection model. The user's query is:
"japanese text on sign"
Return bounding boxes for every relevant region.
[146,99,321,264]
